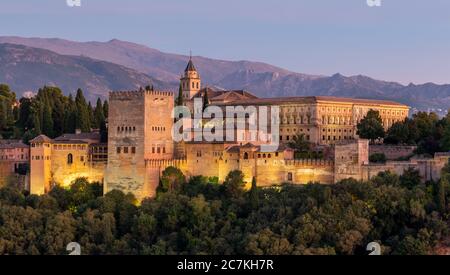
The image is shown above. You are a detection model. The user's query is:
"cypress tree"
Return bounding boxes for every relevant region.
[75,89,90,132]
[64,94,77,134]
[42,104,54,137]
[94,98,105,129]
[249,177,259,209]
[176,83,183,106]
[88,101,95,129]
[103,100,109,118]
[203,90,209,111]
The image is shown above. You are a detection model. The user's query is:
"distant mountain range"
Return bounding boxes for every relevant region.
[1,36,450,113]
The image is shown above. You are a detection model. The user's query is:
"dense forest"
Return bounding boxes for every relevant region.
[0,84,108,142]
[0,165,449,255]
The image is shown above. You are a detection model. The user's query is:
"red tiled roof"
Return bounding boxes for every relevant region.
[30,135,52,143]
[213,96,408,107]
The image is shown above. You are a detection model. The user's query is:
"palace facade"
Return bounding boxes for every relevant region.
[24,57,447,202]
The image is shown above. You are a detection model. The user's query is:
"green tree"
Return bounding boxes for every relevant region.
[103,100,109,118]
[0,84,17,138]
[64,94,77,134]
[385,120,411,144]
[159,166,185,193]
[94,98,105,129]
[357,110,385,143]
[75,89,91,132]
[224,170,246,198]
[176,83,183,106]
[202,90,209,111]
[288,133,311,153]
[42,104,54,137]
[437,176,448,214]
[399,168,421,189]
[248,177,259,209]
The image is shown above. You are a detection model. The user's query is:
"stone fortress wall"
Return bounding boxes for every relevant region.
[104,90,174,202]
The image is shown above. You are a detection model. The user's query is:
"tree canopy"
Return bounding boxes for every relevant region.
[0,168,449,255]
[0,84,108,143]
[357,109,385,143]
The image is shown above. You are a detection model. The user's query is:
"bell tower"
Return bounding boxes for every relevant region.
[180,55,201,100]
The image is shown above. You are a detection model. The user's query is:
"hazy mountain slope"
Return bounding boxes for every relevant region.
[0,36,316,84]
[1,36,450,112]
[0,43,172,101]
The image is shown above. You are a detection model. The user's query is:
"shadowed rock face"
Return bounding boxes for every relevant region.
[1,36,450,113]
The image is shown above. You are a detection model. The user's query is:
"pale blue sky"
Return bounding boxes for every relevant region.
[1,0,450,84]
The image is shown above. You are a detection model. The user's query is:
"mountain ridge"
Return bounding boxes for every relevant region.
[1,36,450,113]
[0,43,173,102]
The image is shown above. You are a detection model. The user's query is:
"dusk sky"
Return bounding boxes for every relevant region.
[1,0,450,84]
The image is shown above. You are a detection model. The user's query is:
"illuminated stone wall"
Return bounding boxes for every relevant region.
[105,90,174,202]
[30,141,52,195]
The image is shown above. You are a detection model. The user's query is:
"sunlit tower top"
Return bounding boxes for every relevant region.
[180,54,201,99]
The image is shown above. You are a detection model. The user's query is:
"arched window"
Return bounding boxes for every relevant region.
[287,172,293,181]
[67,154,73,164]
[243,152,249,159]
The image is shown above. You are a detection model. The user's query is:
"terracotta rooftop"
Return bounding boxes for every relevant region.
[0,140,29,149]
[192,88,258,103]
[54,132,100,142]
[30,135,52,143]
[213,96,408,107]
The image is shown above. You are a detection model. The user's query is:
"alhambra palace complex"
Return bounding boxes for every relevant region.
[2,58,450,201]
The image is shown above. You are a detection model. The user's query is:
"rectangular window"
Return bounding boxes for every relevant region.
[131,147,136,154]
[124,147,129,153]
[117,147,121,154]
[152,147,155,154]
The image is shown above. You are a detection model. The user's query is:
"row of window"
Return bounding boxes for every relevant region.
[282,118,311,125]
[243,152,279,159]
[281,128,311,133]
[31,154,85,164]
[53,144,87,151]
[91,147,107,154]
[117,126,136,133]
[153,147,166,154]
[116,147,136,154]
[183,81,200,90]
[323,128,353,133]
[31,155,50,161]
[322,116,352,125]
[152,126,166,132]
[0,149,26,153]
[322,135,354,141]
[31,143,50,148]
[0,155,27,160]
[280,135,310,141]
[67,154,84,164]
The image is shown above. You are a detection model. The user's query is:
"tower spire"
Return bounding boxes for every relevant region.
[180,54,201,100]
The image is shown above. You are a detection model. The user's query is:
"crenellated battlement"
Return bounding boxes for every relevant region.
[284,159,334,167]
[109,90,174,100]
[145,158,187,168]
